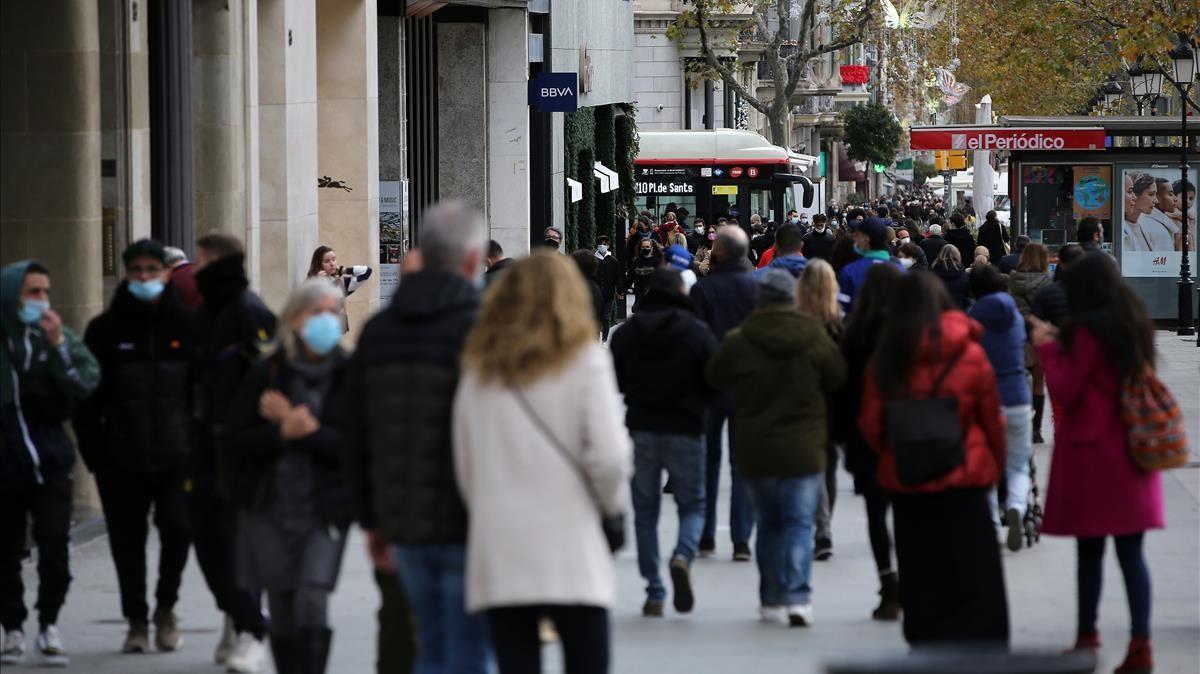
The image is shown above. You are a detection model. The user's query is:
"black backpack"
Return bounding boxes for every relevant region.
[884,351,965,486]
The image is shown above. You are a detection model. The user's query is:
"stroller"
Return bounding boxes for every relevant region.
[1022,456,1044,547]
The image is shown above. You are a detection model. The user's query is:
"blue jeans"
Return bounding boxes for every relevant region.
[630,431,706,603]
[746,474,822,607]
[392,544,489,674]
[990,404,1034,524]
[703,408,756,544]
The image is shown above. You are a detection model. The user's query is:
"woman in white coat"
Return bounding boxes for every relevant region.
[454,250,632,674]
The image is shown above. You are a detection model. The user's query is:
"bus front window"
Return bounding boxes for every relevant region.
[749,187,777,225]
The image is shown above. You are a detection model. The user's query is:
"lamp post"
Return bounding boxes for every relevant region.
[1128,61,1164,146]
[1102,80,1124,113]
[1161,41,1196,338]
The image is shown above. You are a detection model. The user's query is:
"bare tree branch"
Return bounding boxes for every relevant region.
[695,0,769,113]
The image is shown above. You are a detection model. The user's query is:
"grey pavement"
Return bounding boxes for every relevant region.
[7,334,1199,673]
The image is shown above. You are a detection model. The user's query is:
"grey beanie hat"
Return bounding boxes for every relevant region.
[756,267,796,307]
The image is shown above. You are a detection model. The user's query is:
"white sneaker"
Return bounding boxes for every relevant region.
[758,606,788,625]
[225,632,266,673]
[214,615,236,664]
[1,627,26,664]
[36,625,69,666]
[787,603,814,627]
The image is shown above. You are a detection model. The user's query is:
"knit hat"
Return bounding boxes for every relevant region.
[854,217,891,247]
[756,268,796,307]
[665,244,693,272]
[122,239,167,266]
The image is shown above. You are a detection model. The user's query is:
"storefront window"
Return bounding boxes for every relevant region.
[1021,165,1114,254]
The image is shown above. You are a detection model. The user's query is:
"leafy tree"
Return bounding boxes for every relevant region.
[842,102,902,166]
[670,0,878,146]
[913,158,937,185]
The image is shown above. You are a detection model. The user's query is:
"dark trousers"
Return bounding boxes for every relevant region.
[892,488,1009,646]
[96,468,190,624]
[599,296,615,342]
[1078,533,1151,638]
[190,483,264,638]
[862,479,894,574]
[486,605,609,674]
[702,408,755,544]
[0,470,72,630]
[374,569,416,674]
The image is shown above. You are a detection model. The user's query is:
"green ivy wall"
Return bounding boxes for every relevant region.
[564,103,637,252]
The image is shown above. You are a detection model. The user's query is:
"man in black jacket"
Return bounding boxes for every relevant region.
[689,226,757,561]
[801,214,836,261]
[919,222,950,263]
[611,270,717,617]
[191,234,275,671]
[594,235,622,341]
[74,240,195,655]
[341,201,488,674]
[998,235,1029,274]
[945,213,977,264]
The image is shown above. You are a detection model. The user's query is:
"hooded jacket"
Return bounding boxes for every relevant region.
[859,311,1006,494]
[338,270,479,545]
[1,261,100,488]
[1007,270,1051,316]
[610,288,717,435]
[74,282,197,474]
[706,305,847,478]
[967,292,1031,407]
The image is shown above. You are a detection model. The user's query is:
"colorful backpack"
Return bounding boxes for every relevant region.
[1120,366,1189,471]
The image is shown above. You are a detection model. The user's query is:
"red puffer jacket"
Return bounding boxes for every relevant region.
[858,311,1006,494]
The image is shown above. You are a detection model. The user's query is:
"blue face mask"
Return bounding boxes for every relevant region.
[18,299,49,325]
[128,279,165,303]
[853,244,867,255]
[596,244,609,256]
[301,312,342,356]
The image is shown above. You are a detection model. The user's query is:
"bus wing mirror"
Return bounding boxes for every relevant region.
[798,176,814,209]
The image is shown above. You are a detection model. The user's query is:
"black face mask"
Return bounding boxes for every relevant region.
[640,248,653,257]
[544,238,560,248]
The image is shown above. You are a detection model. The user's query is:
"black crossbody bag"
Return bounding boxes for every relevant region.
[884,351,966,487]
[511,388,626,554]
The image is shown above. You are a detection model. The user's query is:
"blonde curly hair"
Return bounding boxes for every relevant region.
[462,249,597,387]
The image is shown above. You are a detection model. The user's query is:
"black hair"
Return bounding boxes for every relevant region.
[843,263,905,359]
[1174,179,1195,196]
[1076,216,1102,244]
[950,213,966,228]
[487,239,504,258]
[25,262,50,276]
[570,249,598,278]
[1060,253,1155,384]
[877,205,890,219]
[1014,234,1031,251]
[969,263,1007,298]
[775,224,804,254]
[870,271,957,397]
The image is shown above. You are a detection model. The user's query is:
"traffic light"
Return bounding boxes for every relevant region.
[948,150,968,170]
[934,150,948,171]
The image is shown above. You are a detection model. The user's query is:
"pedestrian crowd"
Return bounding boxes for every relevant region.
[0,195,1186,674]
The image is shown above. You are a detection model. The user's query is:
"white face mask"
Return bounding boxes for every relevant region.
[899,257,916,269]
[695,226,705,234]
[900,237,911,245]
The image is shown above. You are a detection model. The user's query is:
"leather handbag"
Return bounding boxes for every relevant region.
[512,388,626,554]
[884,351,966,487]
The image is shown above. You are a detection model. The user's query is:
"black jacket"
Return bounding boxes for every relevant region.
[832,328,877,482]
[998,252,1021,274]
[340,270,479,545]
[689,261,756,342]
[194,255,277,493]
[610,289,717,435]
[686,232,706,255]
[625,252,661,302]
[1031,281,1069,326]
[75,283,197,474]
[945,228,977,266]
[932,266,972,310]
[802,229,836,261]
[484,257,514,288]
[222,350,354,527]
[919,235,950,264]
[595,253,621,302]
[977,221,1009,264]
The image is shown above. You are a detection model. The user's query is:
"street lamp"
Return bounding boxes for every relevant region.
[1102,80,1125,112]
[1161,40,1197,338]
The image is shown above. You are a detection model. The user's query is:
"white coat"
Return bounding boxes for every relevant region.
[452,343,632,612]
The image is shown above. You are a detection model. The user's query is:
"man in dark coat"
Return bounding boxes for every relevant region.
[689,226,757,560]
[919,222,950,263]
[594,235,622,342]
[611,270,717,617]
[976,211,1009,264]
[340,201,489,674]
[802,214,836,261]
[74,240,196,655]
[191,233,276,670]
[945,213,977,265]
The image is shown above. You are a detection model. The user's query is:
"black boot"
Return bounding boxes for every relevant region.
[270,633,297,674]
[872,572,901,621]
[1031,395,1045,444]
[298,626,332,674]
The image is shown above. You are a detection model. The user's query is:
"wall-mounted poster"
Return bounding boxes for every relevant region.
[379,180,403,303]
[1072,166,1111,220]
[1119,166,1197,278]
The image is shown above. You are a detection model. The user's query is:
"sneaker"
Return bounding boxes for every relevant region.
[641,600,664,618]
[758,606,787,625]
[123,620,150,654]
[154,607,183,652]
[787,604,814,627]
[1005,508,1024,552]
[214,615,236,664]
[669,555,695,614]
[1,628,26,664]
[225,632,266,673]
[732,542,752,562]
[36,625,69,667]
[697,537,716,558]
[814,537,833,561]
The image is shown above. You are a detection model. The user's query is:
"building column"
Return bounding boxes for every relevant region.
[487,7,530,257]
[148,0,196,255]
[317,0,379,332]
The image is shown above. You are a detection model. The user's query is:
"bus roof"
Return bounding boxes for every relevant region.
[637,129,816,167]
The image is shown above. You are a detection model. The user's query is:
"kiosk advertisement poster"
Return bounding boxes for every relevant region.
[379,180,403,303]
[1119,166,1197,278]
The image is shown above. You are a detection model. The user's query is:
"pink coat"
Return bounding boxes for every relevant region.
[1037,329,1164,537]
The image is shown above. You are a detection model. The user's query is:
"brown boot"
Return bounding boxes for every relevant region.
[871,572,901,621]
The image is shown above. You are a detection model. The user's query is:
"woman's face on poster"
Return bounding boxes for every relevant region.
[1124,174,1137,218]
[1135,184,1158,215]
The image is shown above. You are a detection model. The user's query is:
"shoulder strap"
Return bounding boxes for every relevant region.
[930,349,965,397]
[510,387,603,512]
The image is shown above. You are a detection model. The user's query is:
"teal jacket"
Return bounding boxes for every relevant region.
[1,260,100,487]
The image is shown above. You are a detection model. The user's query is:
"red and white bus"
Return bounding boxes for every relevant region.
[634,129,817,226]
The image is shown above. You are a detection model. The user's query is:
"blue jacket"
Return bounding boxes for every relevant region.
[690,263,756,411]
[837,254,904,311]
[752,253,808,280]
[967,292,1031,407]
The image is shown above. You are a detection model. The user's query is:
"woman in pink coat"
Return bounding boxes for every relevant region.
[1029,253,1163,674]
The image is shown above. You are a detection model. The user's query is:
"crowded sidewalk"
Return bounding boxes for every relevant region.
[7,334,1198,674]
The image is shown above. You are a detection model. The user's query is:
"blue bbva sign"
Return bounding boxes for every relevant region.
[528,72,578,112]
